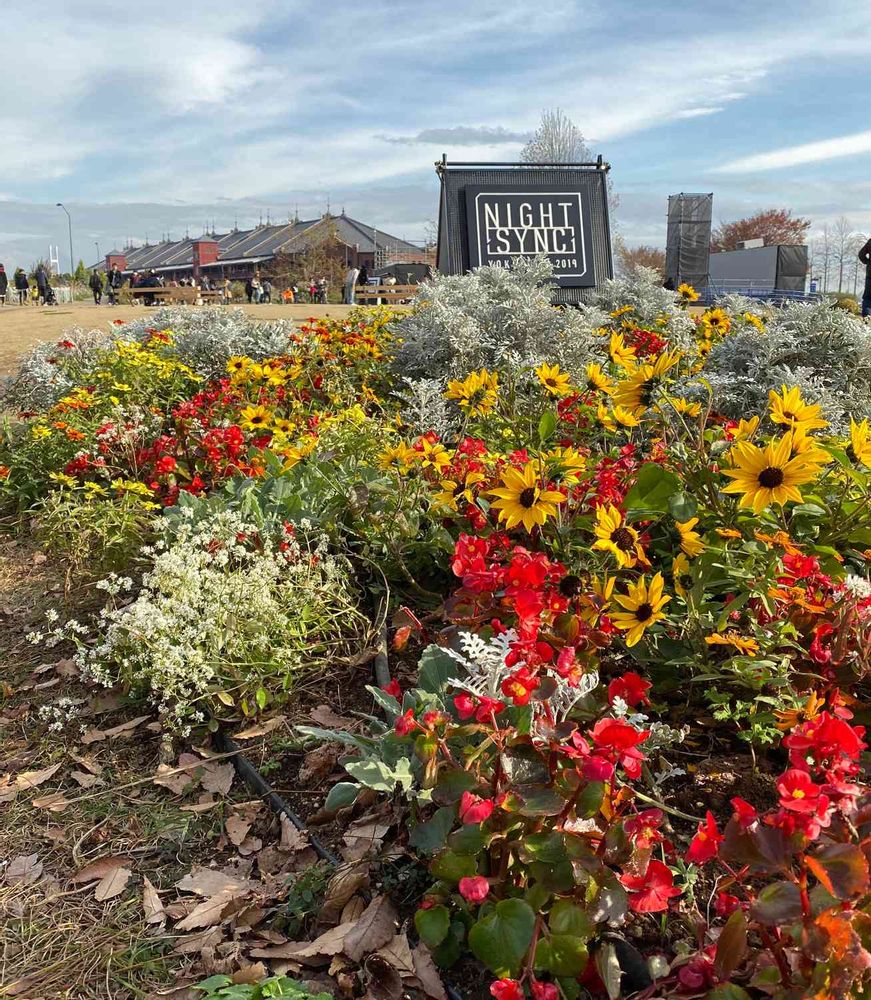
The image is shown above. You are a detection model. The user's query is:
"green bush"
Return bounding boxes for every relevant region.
[194,974,333,1000]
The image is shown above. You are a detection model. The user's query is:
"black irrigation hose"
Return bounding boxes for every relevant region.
[213,728,340,866]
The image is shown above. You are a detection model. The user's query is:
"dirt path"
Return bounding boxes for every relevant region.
[0,302,359,374]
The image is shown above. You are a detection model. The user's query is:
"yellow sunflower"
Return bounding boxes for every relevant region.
[768,386,828,433]
[847,418,871,466]
[578,573,615,626]
[535,362,573,397]
[445,369,499,417]
[418,438,452,471]
[611,573,671,647]
[609,332,637,371]
[677,283,699,303]
[667,397,701,418]
[546,446,587,485]
[705,632,759,656]
[613,405,642,428]
[378,442,416,472]
[672,552,692,599]
[721,434,824,513]
[489,462,566,531]
[675,517,705,557]
[597,402,616,432]
[731,416,760,441]
[239,404,272,432]
[612,350,681,412]
[593,504,647,568]
[433,471,486,510]
[701,308,731,336]
[743,312,765,332]
[586,363,614,394]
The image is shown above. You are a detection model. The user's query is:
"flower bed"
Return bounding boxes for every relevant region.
[3,265,871,998]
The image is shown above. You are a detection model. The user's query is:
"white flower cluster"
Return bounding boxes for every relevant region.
[37,697,83,733]
[67,508,362,727]
[844,574,871,600]
[2,329,113,410]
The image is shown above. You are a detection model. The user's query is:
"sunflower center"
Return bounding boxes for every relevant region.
[559,574,582,597]
[518,487,538,508]
[635,602,653,623]
[639,380,656,406]
[758,467,785,488]
[846,444,857,463]
[611,527,636,551]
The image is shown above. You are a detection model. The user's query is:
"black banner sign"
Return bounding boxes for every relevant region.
[464,185,596,287]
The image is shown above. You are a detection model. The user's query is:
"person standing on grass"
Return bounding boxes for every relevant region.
[89,269,103,305]
[859,237,871,318]
[0,264,7,305]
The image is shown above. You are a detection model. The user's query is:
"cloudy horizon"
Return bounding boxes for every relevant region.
[1,0,868,271]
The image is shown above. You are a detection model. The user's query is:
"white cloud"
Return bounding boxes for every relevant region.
[714,130,871,174]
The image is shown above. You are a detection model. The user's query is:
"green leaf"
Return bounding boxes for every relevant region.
[751,881,802,926]
[549,899,593,940]
[714,909,748,981]
[255,686,268,710]
[430,850,478,882]
[365,684,401,718]
[448,824,487,854]
[538,410,558,443]
[575,781,605,818]
[708,987,752,1000]
[344,757,414,793]
[516,785,565,816]
[624,463,681,516]
[415,904,451,948]
[535,934,589,977]
[193,977,234,994]
[469,899,536,976]
[432,768,478,805]
[410,806,456,854]
[418,645,460,695]
[324,782,358,812]
[805,842,870,900]
[668,491,697,522]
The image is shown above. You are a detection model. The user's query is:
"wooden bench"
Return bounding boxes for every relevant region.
[130,286,225,305]
[353,284,417,305]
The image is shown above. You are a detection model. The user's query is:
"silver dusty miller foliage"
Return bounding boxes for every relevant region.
[700,300,871,429]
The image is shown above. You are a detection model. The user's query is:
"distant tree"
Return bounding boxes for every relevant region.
[74,259,88,282]
[711,208,810,252]
[614,236,666,280]
[521,108,596,164]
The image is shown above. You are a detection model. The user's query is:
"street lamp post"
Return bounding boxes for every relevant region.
[56,203,74,300]
[95,240,101,263]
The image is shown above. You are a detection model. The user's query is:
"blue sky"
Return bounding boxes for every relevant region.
[0,0,868,270]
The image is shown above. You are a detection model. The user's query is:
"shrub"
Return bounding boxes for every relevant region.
[193,974,332,1000]
[831,293,860,314]
[38,507,368,729]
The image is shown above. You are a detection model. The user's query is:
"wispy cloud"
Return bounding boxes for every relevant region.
[379,126,531,146]
[715,130,871,173]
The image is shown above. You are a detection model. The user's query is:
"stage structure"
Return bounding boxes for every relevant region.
[665,193,713,290]
[436,157,614,305]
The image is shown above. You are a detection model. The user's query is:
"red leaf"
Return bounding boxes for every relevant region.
[806,843,870,901]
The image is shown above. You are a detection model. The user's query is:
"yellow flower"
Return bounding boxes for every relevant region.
[672,552,692,599]
[433,471,486,510]
[613,405,642,428]
[610,305,635,319]
[578,573,615,625]
[111,478,152,496]
[227,356,250,375]
[111,382,132,392]
[535,362,573,397]
[768,386,827,433]
[261,363,288,387]
[49,472,76,488]
[612,351,681,412]
[732,416,760,441]
[585,363,614,394]
[675,517,705,557]
[774,690,826,731]
[677,283,699,303]
[83,481,107,497]
[31,425,52,440]
[701,308,731,336]
[848,418,871,466]
[721,434,824,513]
[418,438,452,470]
[489,462,566,531]
[378,442,416,472]
[545,446,587,485]
[273,416,297,435]
[705,632,759,656]
[593,504,647,568]
[788,427,830,465]
[743,312,765,332]
[445,369,499,417]
[611,573,671,647]
[668,397,702,418]
[609,332,637,371]
[239,404,272,432]
[597,402,616,432]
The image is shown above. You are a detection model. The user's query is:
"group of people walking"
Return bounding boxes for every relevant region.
[0,263,56,305]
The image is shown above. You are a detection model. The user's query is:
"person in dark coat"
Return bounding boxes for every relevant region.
[13,268,28,304]
[859,237,871,318]
[107,264,123,306]
[357,264,369,287]
[89,269,104,305]
[0,265,7,305]
[35,264,49,305]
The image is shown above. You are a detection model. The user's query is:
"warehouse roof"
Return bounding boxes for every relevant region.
[95,213,420,270]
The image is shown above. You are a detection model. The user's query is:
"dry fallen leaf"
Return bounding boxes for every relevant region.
[280,816,306,852]
[94,865,132,901]
[175,867,251,898]
[412,943,448,1000]
[340,896,367,924]
[172,925,224,956]
[232,963,268,985]
[31,791,71,812]
[68,752,103,775]
[233,715,286,740]
[143,876,165,925]
[0,762,63,803]
[81,715,151,745]
[225,814,252,847]
[175,888,241,931]
[320,863,370,923]
[342,895,399,963]
[153,762,198,796]
[70,770,102,789]
[342,818,390,862]
[5,854,43,885]
[376,934,416,977]
[250,921,353,963]
[71,855,130,884]
[298,745,340,786]
[365,953,403,1000]
[237,835,263,857]
[199,761,235,795]
[309,705,358,729]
